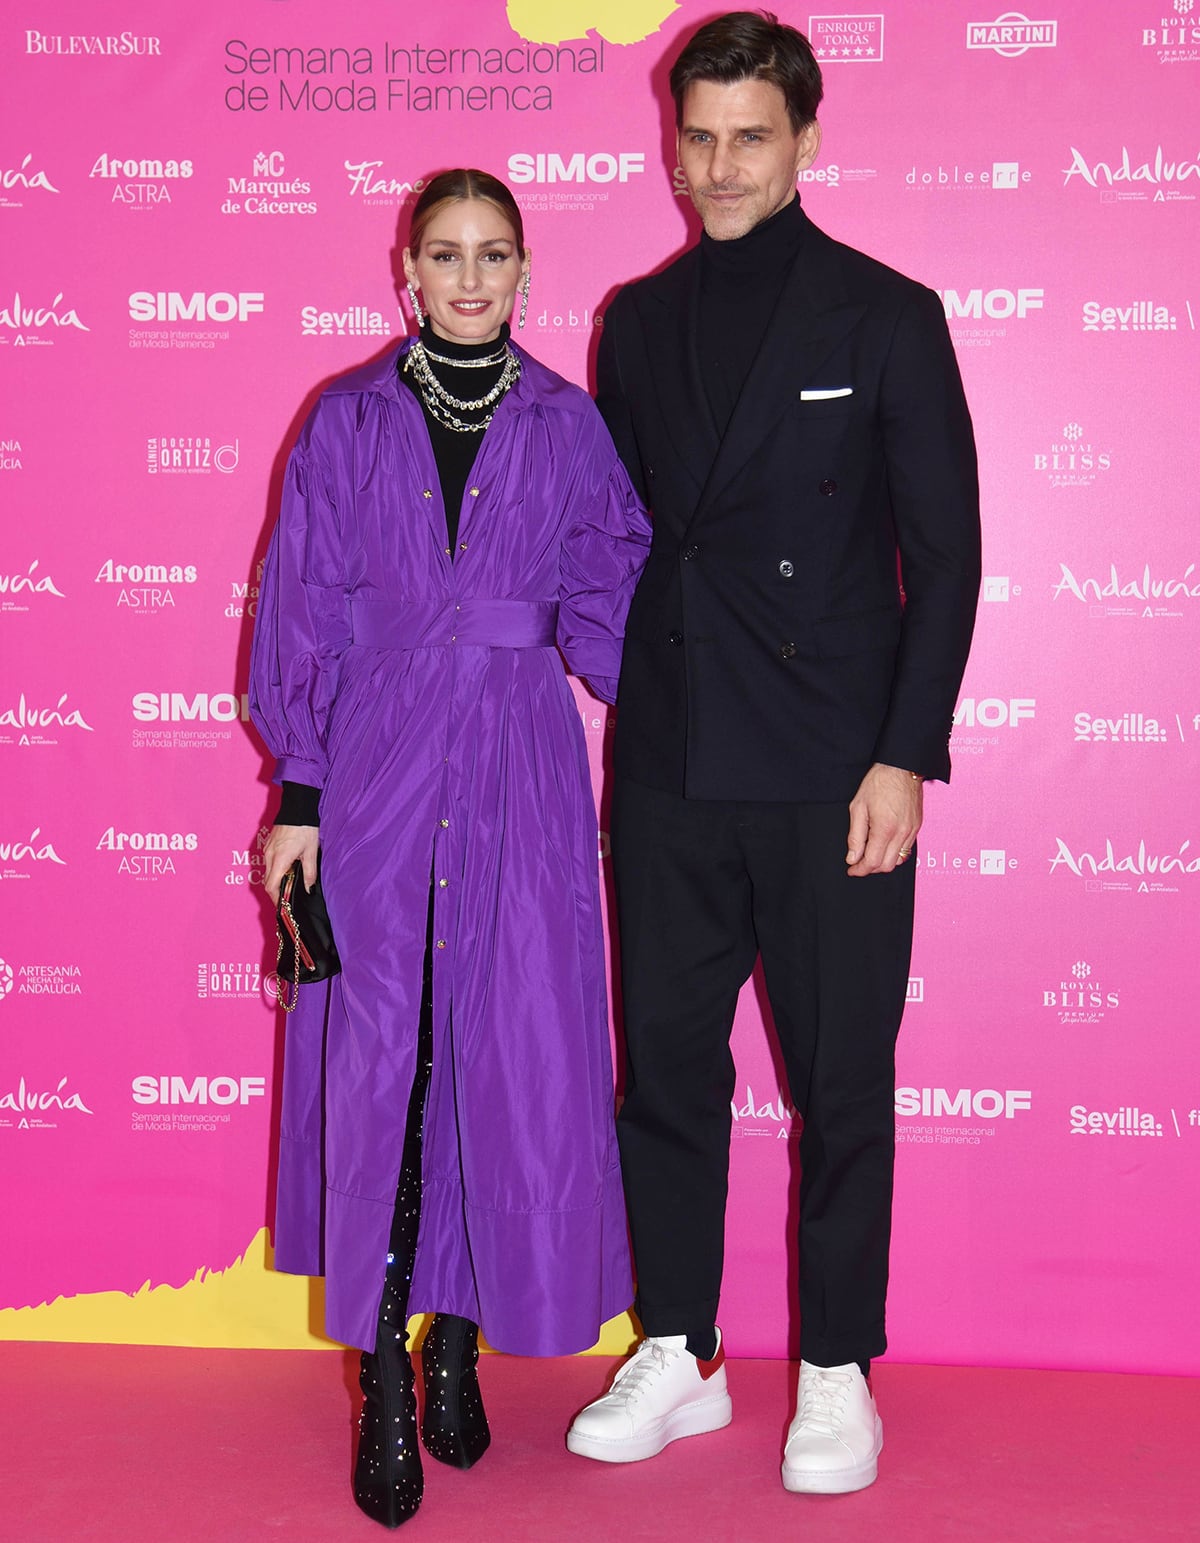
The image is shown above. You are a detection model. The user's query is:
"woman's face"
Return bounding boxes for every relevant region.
[403,199,528,345]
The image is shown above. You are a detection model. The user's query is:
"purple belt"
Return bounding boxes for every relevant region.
[350,597,559,650]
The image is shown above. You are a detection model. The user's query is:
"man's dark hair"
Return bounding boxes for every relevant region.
[669,10,824,133]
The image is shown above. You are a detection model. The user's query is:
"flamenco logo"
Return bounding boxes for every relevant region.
[0,153,59,209]
[0,693,94,748]
[0,1075,93,1132]
[0,290,89,347]
[343,158,421,203]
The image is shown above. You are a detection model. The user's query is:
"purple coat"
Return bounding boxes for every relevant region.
[250,341,649,1354]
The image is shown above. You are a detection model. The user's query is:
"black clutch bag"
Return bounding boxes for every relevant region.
[273,857,340,1012]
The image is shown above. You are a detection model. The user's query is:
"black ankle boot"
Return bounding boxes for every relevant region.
[353,1278,424,1528]
[420,1313,491,1469]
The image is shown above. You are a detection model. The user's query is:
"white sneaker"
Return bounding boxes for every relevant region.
[781,1361,883,1494]
[566,1330,732,1463]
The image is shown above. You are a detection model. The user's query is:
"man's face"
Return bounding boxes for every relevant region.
[677,77,820,241]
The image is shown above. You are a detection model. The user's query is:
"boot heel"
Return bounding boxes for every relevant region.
[420,1313,491,1469]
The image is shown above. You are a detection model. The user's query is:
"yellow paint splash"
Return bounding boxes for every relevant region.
[0,1226,639,1356]
[507,0,679,46]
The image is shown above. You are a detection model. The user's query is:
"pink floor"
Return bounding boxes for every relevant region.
[1,1345,1196,1542]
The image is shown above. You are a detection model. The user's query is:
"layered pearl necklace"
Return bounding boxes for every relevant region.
[403,337,521,433]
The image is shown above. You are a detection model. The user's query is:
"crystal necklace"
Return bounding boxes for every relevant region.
[404,340,521,433]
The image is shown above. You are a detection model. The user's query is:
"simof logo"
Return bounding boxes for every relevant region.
[807,14,885,61]
[938,287,1044,320]
[507,153,646,185]
[966,12,1058,55]
[128,292,263,323]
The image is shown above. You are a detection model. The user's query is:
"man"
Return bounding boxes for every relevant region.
[566,11,980,1495]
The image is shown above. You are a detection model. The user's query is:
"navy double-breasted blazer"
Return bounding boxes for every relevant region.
[598,206,981,802]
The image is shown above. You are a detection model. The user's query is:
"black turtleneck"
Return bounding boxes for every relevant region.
[400,320,514,549]
[275,322,517,828]
[698,194,805,436]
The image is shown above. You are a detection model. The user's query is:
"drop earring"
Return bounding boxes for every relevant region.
[407,280,424,328]
[518,271,530,330]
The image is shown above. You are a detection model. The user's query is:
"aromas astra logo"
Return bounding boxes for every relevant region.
[1,153,59,209]
[1141,0,1200,62]
[0,828,66,880]
[1052,561,1200,619]
[0,1075,93,1132]
[223,151,316,217]
[0,290,88,347]
[1035,420,1113,486]
[25,30,161,56]
[1070,1103,1164,1137]
[95,557,197,614]
[1082,297,1187,332]
[301,301,391,338]
[89,152,192,209]
[1063,145,1200,203]
[131,690,249,751]
[0,953,83,1002]
[147,435,239,475]
[807,14,885,60]
[966,12,1058,54]
[896,1087,1032,1148]
[1043,958,1120,1025]
[131,1073,266,1132]
[97,824,198,880]
[907,160,1030,191]
[1048,836,1200,894]
[1,560,65,612]
[0,692,94,748]
[344,159,422,204]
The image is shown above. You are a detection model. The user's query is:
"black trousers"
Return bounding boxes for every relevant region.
[612,779,915,1365]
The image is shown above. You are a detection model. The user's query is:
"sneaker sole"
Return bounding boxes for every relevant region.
[566,1391,733,1464]
[781,1419,883,1495]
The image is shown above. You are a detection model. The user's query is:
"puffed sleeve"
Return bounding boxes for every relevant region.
[249,403,352,788]
[557,406,652,704]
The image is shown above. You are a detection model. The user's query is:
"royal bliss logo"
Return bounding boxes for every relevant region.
[1063,145,1200,203]
[89,152,192,208]
[95,557,197,614]
[1,153,59,209]
[0,290,88,347]
[0,828,66,879]
[966,12,1058,54]
[223,151,316,216]
[807,14,884,61]
[1140,0,1200,63]
[1052,561,1200,619]
[1,560,65,611]
[300,301,391,338]
[0,1075,93,1132]
[1042,959,1120,1025]
[1035,421,1113,486]
[0,693,93,748]
[147,435,239,475]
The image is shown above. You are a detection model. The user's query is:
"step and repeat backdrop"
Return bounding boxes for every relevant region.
[2,0,1197,1372]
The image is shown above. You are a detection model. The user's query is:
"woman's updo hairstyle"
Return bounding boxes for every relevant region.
[408,168,526,256]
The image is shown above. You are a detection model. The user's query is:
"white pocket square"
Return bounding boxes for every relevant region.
[800,387,853,400]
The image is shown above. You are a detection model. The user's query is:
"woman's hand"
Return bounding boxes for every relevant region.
[262,824,320,904]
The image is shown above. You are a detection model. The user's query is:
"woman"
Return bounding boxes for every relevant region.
[250,168,648,1529]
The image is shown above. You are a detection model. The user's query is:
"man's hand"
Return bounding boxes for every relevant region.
[262,824,320,904]
[845,763,923,877]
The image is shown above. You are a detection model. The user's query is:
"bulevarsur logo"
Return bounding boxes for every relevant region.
[300,302,391,338]
[344,159,422,202]
[1063,145,1200,202]
[0,828,66,875]
[0,692,94,747]
[25,30,161,56]
[1,560,65,609]
[507,152,645,184]
[1,153,59,208]
[89,152,191,208]
[95,557,197,613]
[807,13,885,61]
[906,160,1030,190]
[0,290,88,347]
[223,151,316,216]
[966,12,1058,54]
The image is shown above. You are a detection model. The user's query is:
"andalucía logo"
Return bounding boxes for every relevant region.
[966,12,1058,54]
[730,1085,799,1140]
[0,829,66,878]
[1048,836,1200,894]
[0,1075,93,1132]
[0,560,65,611]
[1052,561,1200,619]
[807,14,885,61]
[0,693,94,748]
[1063,145,1200,203]
[0,290,88,347]
[0,153,59,209]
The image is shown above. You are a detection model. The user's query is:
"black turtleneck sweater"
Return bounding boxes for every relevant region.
[698,195,806,436]
[275,322,517,828]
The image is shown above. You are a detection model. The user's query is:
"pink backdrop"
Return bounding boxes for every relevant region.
[3,0,1198,1372]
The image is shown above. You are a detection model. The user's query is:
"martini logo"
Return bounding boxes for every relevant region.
[0,693,94,748]
[0,290,89,347]
[966,12,1058,54]
[807,14,885,60]
[0,560,65,610]
[0,153,59,208]
[0,1075,93,1131]
[1064,145,1200,203]
[1070,1104,1163,1136]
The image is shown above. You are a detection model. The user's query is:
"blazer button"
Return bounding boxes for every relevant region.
[819,479,838,496]
[778,560,795,578]
[668,630,684,646]
[682,544,699,560]
[779,641,797,660]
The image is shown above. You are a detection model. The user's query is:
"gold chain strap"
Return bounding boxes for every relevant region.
[272,873,301,1014]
